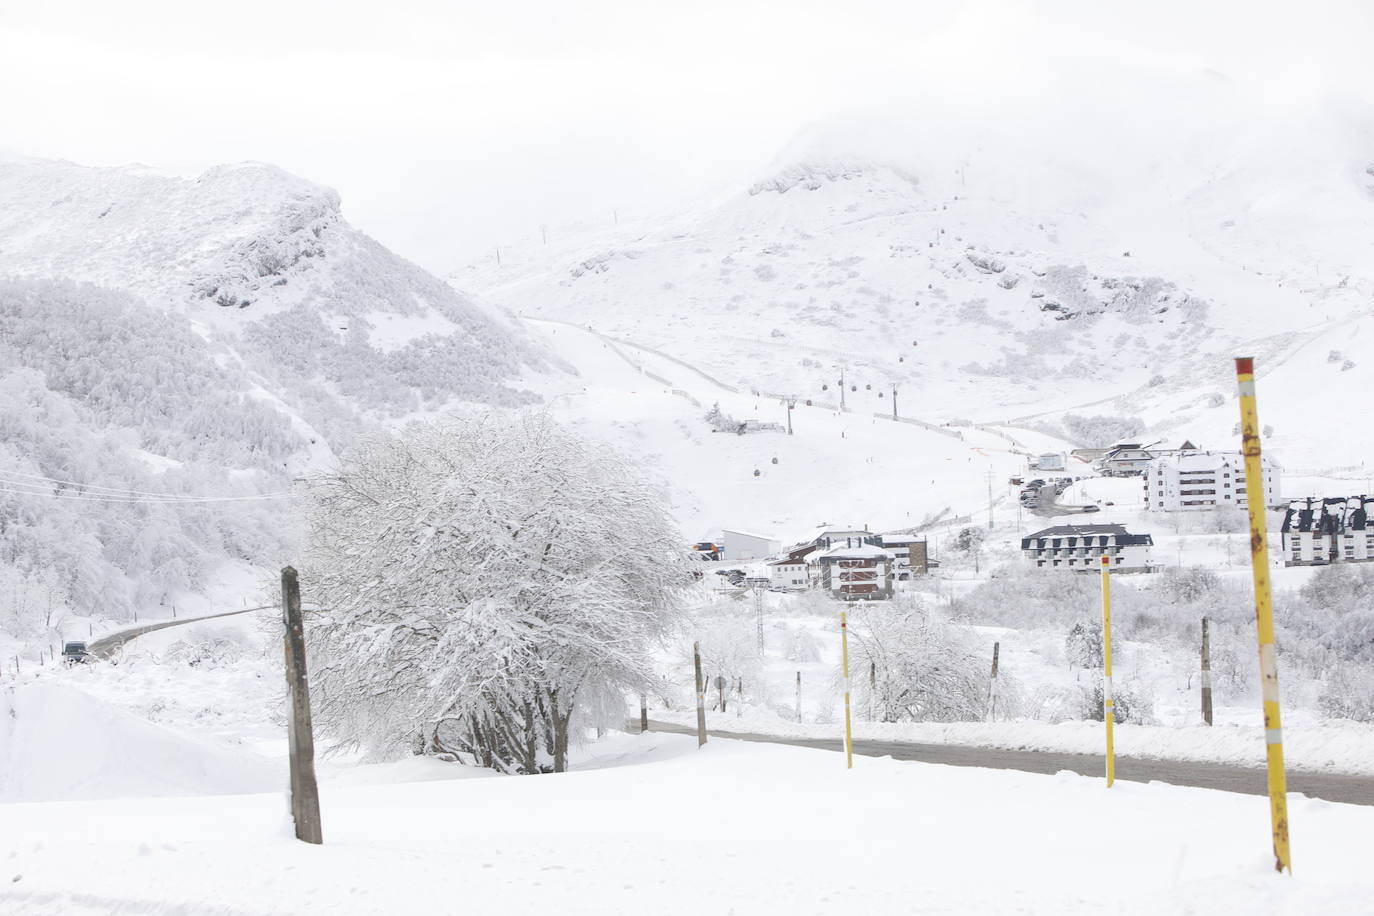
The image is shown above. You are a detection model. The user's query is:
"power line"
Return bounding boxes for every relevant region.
[0,480,296,505]
[0,467,293,501]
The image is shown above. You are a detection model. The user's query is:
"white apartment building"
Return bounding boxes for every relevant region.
[1020,524,1155,572]
[1281,497,1374,566]
[1143,452,1280,512]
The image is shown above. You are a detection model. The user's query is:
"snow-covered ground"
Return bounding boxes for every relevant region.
[3,731,1371,914]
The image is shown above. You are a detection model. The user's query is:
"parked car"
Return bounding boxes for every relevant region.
[62,641,92,665]
[1081,505,1101,513]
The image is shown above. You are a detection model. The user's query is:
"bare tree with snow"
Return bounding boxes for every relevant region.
[301,412,690,773]
[846,598,993,723]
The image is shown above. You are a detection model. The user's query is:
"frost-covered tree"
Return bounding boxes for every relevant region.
[689,617,764,704]
[1062,413,1145,448]
[846,599,991,722]
[704,402,746,434]
[302,412,690,773]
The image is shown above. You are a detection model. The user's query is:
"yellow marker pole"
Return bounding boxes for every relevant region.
[1100,555,1115,788]
[1235,357,1292,874]
[840,610,854,769]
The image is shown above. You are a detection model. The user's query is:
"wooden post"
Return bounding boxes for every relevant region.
[1235,356,1291,872]
[796,671,802,723]
[1201,617,1214,726]
[693,641,707,747]
[639,693,649,734]
[281,566,323,844]
[717,675,727,714]
[988,641,1000,722]
[869,660,876,721]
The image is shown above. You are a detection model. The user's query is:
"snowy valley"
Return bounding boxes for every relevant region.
[5,6,1374,911]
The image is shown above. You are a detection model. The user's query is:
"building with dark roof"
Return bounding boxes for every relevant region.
[1020,524,1155,572]
[1281,497,1374,566]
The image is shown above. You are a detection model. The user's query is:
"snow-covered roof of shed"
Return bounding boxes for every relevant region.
[721,528,778,541]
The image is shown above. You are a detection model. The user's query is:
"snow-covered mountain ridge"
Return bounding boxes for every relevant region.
[0,155,549,420]
[456,85,1374,471]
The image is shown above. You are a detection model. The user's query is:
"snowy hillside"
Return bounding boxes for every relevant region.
[0,155,559,636]
[0,155,549,421]
[456,68,1374,472]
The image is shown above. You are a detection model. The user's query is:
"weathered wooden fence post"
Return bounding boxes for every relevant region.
[281,566,323,844]
[868,660,877,721]
[639,693,649,734]
[693,641,707,747]
[1201,617,1214,726]
[988,641,1000,722]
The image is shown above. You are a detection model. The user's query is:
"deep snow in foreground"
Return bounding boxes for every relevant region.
[1,733,1368,914]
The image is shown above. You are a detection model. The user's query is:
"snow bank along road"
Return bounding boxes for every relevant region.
[6,732,1374,914]
[642,720,1374,806]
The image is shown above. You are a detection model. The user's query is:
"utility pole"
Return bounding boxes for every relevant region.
[785,397,796,435]
[755,586,765,654]
[892,385,898,421]
[495,247,501,267]
[987,468,995,530]
[839,368,847,412]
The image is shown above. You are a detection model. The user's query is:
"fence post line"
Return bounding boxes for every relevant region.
[1101,556,1115,788]
[281,566,323,844]
[1235,356,1292,873]
[840,611,854,769]
[1201,617,1214,726]
[693,641,707,748]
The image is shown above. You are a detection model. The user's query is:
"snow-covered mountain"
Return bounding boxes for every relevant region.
[454,69,1374,472]
[0,155,555,626]
[0,155,550,425]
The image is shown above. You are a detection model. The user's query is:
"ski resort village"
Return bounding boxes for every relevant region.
[5,3,1374,914]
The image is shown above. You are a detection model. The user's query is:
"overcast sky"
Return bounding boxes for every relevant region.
[3,1,1370,273]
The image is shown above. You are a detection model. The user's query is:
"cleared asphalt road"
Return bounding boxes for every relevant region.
[88,606,269,659]
[644,719,1374,806]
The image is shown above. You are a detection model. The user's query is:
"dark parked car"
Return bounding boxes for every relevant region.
[62,641,92,664]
